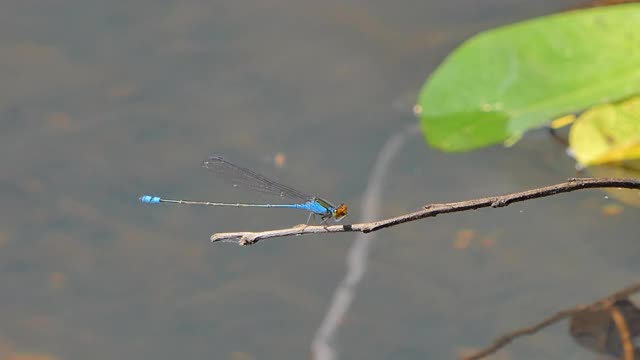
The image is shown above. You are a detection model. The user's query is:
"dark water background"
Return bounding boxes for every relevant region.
[1,1,638,359]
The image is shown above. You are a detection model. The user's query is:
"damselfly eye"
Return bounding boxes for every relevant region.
[333,204,348,221]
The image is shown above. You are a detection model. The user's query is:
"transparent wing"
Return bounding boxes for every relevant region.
[203,156,312,202]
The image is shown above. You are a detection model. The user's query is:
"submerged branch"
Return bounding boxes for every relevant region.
[462,283,640,360]
[211,177,640,245]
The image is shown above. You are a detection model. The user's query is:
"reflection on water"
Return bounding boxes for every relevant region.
[570,299,640,359]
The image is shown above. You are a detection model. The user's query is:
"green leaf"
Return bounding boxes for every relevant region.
[417,4,640,152]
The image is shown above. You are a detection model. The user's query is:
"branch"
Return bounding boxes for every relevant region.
[610,304,635,360]
[210,177,640,245]
[461,283,640,360]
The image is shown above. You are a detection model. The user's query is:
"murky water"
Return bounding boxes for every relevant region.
[1,1,637,359]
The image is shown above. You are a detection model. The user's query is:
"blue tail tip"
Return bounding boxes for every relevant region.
[140,195,161,204]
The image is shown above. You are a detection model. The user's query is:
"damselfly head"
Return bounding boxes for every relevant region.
[333,203,348,221]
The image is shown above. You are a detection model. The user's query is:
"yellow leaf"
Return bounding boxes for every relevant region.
[550,114,576,129]
[569,96,640,166]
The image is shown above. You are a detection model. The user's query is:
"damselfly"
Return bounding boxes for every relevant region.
[139,156,348,224]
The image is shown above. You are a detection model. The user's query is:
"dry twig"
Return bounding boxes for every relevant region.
[211,177,640,245]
